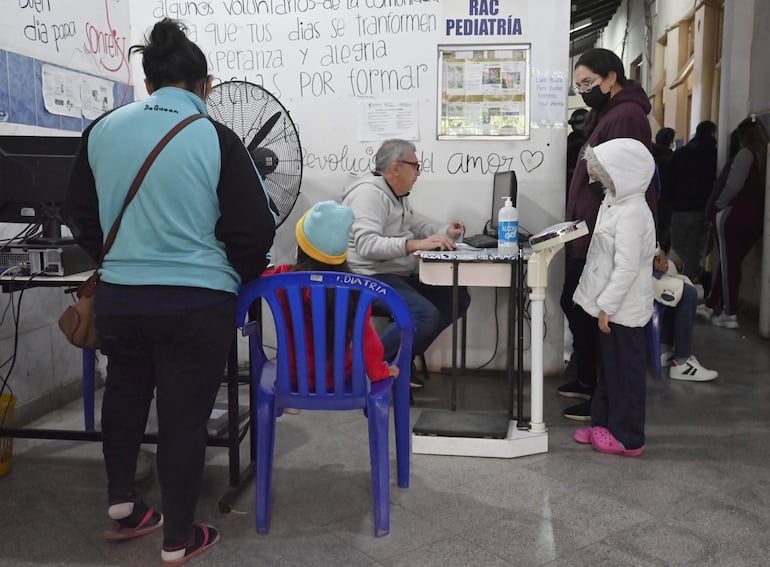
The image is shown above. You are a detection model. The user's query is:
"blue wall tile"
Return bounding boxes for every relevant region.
[2,50,131,130]
[0,51,9,123]
[7,52,36,126]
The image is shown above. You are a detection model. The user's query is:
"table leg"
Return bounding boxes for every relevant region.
[83,348,96,431]
[507,260,516,422]
[450,260,459,412]
[218,335,255,513]
[517,253,527,429]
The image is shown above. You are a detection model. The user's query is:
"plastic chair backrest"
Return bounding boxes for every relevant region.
[237,271,414,405]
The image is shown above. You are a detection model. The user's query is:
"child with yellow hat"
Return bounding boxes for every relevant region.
[264,201,399,388]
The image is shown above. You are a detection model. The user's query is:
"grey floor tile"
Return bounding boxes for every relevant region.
[380,535,510,567]
[2,309,769,566]
[323,504,452,562]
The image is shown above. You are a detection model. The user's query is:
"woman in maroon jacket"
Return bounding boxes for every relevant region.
[559,48,660,421]
[702,117,768,329]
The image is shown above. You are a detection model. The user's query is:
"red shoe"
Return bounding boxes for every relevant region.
[590,426,644,457]
[573,427,593,444]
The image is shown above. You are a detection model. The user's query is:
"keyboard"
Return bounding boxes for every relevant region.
[462,234,499,249]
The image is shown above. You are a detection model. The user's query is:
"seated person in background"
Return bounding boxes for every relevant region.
[653,254,718,382]
[341,139,469,385]
[263,201,399,388]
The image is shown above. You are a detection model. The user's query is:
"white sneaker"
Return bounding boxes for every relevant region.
[711,312,739,329]
[660,349,674,367]
[695,305,713,322]
[669,355,718,382]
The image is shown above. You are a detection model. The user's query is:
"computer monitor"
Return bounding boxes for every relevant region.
[487,170,518,237]
[0,135,82,243]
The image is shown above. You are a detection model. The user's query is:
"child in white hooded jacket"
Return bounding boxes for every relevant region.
[572,138,657,456]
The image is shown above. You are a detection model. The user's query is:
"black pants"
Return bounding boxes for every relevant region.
[560,255,599,391]
[592,321,647,450]
[96,298,235,544]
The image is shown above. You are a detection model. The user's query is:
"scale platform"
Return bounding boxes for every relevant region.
[413,409,510,439]
[412,409,548,458]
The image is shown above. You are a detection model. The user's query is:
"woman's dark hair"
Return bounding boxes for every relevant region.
[655,127,676,147]
[694,120,717,138]
[291,248,359,358]
[575,48,628,87]
[735,116,769,182]
[128,18,208,92]
[736,116,769,153]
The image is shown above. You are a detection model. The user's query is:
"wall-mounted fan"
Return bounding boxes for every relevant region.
[206,81,302,228]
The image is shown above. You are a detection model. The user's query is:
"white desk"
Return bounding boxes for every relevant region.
[411,245,549,458]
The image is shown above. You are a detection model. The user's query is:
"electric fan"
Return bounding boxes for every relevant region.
[206,81,302,227]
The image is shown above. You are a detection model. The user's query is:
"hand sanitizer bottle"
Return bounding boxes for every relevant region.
[497,196,518,254]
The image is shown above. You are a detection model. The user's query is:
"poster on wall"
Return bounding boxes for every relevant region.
[437,45,530,140]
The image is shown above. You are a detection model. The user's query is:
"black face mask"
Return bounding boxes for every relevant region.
[581,86,611,111]
[588,180,605,201]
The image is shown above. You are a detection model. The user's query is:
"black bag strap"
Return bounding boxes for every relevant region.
[97,113,206,266]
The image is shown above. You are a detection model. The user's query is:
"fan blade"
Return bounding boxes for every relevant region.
[247,112,281,151]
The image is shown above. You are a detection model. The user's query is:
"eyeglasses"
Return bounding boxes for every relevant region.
[398,160,421,172]
[575,76,602,94]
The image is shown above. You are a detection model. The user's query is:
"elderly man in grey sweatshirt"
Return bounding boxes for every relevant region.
[342,139,469,375]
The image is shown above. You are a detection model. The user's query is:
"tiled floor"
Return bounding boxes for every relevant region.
[1,312,769,566]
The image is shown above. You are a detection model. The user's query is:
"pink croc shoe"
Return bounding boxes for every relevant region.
[590,426,644,457]
[573,427,593,444]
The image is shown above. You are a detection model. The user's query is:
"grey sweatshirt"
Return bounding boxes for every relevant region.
[715,148,753,210]
[341,174,447,276]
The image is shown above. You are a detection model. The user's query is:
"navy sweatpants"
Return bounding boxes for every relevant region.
[591,320,647,450]
[706,206,763,314]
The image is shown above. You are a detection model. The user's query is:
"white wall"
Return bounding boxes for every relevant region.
[0,0,573,420]
[129,0,572,374]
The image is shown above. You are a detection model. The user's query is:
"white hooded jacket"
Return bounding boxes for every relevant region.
[572,138,657,327]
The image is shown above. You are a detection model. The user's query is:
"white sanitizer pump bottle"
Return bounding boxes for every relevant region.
[497,196,519,254]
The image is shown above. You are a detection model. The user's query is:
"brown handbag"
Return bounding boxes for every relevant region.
[58,114,205,349]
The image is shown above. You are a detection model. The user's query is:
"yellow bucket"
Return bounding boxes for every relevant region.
[0,393,16,478]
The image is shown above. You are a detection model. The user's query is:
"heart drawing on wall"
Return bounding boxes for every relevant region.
[520,150,544,172]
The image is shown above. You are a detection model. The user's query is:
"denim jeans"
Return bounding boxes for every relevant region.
[661,281,697,361]
[372,272,470,361]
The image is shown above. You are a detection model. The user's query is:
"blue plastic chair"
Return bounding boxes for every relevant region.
[236,271,414,537]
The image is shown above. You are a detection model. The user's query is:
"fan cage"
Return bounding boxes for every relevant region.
[206,81,302,227]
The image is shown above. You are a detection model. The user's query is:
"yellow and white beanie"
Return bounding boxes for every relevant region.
[295,201,355,265]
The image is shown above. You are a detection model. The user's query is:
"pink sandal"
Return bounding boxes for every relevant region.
[590,426,644,457]
[161,524,220,566]
[573,427,593,444]
[104,507,163,540]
